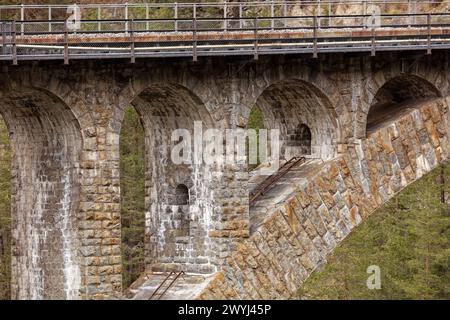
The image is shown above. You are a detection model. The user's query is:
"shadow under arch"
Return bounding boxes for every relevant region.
[366,74,443,135]
[252,78,341,162]
[0,85,83,300]
[120,82,218,280]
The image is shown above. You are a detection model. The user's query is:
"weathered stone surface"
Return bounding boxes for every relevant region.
[197,98,450,300]
[0,51,448,300]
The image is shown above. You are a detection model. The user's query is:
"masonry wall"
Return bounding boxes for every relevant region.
[0,51,448,299]
[196,97,450,299]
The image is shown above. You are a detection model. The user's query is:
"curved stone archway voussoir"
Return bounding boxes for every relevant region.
[252,78,342,161]
[364,73,445,137]
[357,67,448,139]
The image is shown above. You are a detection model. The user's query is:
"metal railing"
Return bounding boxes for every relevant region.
[149,271,185,300]
[0,1,448,29]
[250,157,307,205]
[0,12,449,64]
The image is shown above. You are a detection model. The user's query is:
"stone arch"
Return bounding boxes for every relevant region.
[252,79,340,161]
[0,85,83,300]
[119,82,217,276]
[355,64,448,138]
[365,74,443,135]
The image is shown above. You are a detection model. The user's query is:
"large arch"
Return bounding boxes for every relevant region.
[253,79,340,162]
[120,83,218,277]
[366,74,443,135]
[0,85,83,300]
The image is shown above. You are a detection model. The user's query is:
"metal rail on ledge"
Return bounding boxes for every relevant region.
[250,157,307,205]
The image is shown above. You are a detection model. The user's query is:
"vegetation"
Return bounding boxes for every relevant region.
[298,163,450,300]
[119,106,146,290]
[247,106,265,171]
[0,118,11,300]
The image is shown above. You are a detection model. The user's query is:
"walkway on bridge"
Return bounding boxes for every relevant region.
[0,1,449,63]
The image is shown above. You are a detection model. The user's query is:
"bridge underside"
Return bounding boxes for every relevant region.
[0,50,448,299]
[0,87,82,299]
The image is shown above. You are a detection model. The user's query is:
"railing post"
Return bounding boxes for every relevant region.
[313,15,318,58]
[271,1,275,30]
[253,17,258,60]
[1,22,5,56]
[317,0,321,29]
[283,1,287,28]
[371,26,376,57]
[64,19,69,65]
[130,19,135,63]
[12,20,17,65]
[48,6,52,33]
[145,3,149,31]
[408,0,412,27]
[97,6,101,32]
[427,13,432,55]
[328,1,332,27]
[193,16,197,62]
[193,3,197,21]
[20,4,24,36]
[239,3,243,29]
[174,2,178,32]
[363,1,367,28]
[413,1,417,26]
[223,1,227,32]
[125,2,129,34]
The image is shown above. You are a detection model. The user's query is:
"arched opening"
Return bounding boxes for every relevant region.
[246,105,266,171]
[174,184,190,238]
[288,123,312,155]
[366,75,442,135]
[248,79,339,233]
[0,87,83,300]
[120,105,146,290]
[254,79,339,162]
[0,115,11,300]
[175,184,189,206]
[124,83,216,277]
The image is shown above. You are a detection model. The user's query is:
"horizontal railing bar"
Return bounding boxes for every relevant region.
[9,27,449,38]
[8,20,450,35]
[1,11,449,24]
[0,0,449,8]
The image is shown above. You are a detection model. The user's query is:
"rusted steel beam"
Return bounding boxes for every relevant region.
[12,27,449,46]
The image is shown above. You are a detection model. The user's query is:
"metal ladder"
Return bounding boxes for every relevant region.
[149,271,185,300]
[250,157,306,205]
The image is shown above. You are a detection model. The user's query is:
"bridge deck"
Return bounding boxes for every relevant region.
[1,10,449,62]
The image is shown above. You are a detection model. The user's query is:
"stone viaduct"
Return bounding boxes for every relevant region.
[0,49,449,299]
